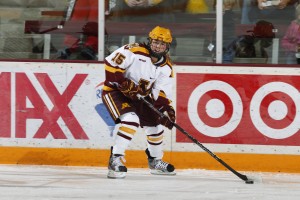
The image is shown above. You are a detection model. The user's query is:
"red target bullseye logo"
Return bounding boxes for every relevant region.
[198,90,233,127]
[260,92,295,129]
[250,82,300,139]
[177,73,300,145]
[188,80,243,137]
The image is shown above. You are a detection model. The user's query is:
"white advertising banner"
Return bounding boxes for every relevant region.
[2,62,300,155]
[0,62,115,148]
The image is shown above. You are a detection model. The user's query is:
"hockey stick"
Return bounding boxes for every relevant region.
[138,95,253,184]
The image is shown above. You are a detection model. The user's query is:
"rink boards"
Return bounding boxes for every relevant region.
[0,61,300,173]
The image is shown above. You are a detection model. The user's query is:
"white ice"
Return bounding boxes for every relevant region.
[0,164,299,200]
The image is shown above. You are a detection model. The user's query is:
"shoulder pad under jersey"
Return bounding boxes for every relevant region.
[125,43,150,56]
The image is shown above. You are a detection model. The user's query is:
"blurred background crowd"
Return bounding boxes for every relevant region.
[0,0,299,64]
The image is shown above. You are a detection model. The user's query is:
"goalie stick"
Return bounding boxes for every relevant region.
[137,94,254,184]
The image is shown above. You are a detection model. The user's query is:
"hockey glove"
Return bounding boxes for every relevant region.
[158,105,176,130]
[118,79,140,100]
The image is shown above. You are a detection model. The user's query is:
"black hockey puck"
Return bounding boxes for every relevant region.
[245,180,254,184]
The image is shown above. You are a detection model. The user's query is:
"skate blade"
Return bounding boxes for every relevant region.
[107,170,126,179]
[150,169,176,176]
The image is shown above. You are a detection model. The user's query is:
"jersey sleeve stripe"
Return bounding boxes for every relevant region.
[105,64,125,73]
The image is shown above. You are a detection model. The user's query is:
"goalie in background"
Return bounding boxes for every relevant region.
[102,26,176,179]
[222,20,276,63]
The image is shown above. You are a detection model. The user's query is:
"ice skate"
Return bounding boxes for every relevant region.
[145,148,176,176]
[107,148,127,179]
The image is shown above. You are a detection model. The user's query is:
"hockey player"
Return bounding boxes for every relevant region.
[102,26,176,178]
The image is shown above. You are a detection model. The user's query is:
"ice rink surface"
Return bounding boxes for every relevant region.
[0,164,299,200]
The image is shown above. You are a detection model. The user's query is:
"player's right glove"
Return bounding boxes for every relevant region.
[158,105,176,130]
[118,79,140,100]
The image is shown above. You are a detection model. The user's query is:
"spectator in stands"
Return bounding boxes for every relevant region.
[213,0,237,10]
[223,20,275,63]
[108,0,174,22]
[64,0,98,39]
[186,0,209,14]
[181,0,210,23]
[57,21,99,60]
[240,0,252,24]
[222,0,238,47]
[106,0,177,54]
[207,0,237,57]
[248,0,299,25]
[281,4,300,64]
[56,0,99,60]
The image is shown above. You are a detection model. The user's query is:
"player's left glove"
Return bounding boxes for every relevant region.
[118,79,140,100]
[158,105,176,130]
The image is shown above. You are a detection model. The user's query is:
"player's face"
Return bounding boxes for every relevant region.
[150,39,168,54]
